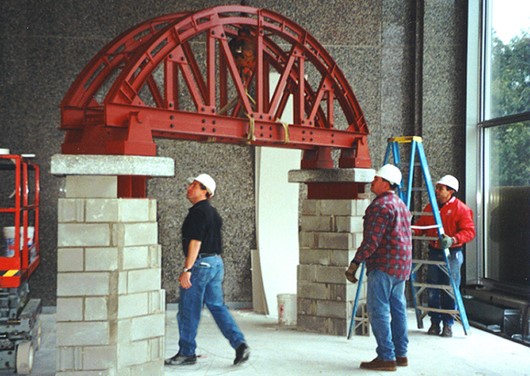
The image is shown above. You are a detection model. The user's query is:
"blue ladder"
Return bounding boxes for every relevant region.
[347,262,367,339]
[347,136,470,339]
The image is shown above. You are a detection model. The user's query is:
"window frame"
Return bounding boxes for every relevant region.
[467,0,530,293]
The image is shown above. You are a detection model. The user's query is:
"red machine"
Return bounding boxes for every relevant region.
[0,153,41,374]
[60,5,372,198]
[0,154,40,288]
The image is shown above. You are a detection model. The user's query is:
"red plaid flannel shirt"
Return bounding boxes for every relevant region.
[353,191,413,280]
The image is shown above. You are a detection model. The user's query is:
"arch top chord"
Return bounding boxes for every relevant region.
[60,5,372,172]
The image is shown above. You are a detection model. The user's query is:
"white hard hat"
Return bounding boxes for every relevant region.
[188,173,216,196]
[436,175,459,192]
[375,164,402,186]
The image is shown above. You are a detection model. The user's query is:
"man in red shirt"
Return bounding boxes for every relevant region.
[414,175,475,337]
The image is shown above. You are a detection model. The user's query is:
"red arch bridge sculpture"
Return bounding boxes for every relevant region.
[60,5,372,197]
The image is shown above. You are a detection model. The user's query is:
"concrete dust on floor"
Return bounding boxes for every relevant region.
[21,308,530,375]
[164,309,530,376]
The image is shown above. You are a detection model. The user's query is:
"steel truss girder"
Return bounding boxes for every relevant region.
[60,5,371,169]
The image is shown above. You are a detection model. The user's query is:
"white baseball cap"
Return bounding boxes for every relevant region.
[188,173,216,196]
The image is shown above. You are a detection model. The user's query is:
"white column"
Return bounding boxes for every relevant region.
[289,168,374,336]
[52,155,173,375]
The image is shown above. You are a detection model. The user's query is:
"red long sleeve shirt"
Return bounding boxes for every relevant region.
[414,195,476,249]
[353,191,413,281]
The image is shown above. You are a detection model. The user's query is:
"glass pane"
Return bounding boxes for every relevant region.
[484,121,530,285]
[485,0,530,119]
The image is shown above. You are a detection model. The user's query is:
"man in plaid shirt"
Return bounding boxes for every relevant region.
[345,164,412,372]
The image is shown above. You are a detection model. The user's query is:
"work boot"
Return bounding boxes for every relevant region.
[234,343,250,365]
[427,322,441,335]
[360,358,397,371]
[396,356,408,367]
[441,325,453,337]
[164,353,197,366]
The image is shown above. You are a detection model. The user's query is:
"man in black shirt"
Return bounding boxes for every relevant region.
[165,174,250,367]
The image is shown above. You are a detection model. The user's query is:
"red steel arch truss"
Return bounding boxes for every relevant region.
[60,5,371,170]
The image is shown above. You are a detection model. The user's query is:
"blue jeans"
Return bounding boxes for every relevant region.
[427,248,463,327]
[177,255,246,356]
[366,270,408,361]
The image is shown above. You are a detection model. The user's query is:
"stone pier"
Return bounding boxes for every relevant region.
[51,155,174,375]
[289,168,374,336]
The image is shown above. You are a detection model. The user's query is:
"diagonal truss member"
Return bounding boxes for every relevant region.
[60,6,372,196]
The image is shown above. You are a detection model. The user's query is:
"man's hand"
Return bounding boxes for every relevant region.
[440,234,454,249]
[345,262,359,284]
[179,271,192,289]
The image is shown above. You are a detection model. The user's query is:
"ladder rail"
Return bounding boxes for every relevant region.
[405,139,417,208]
[442,248,471,333]
[416,144,445,237]
[409,270,423,328]
[347,262,366,339]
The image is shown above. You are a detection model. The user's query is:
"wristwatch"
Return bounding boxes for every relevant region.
[183,267,192,273]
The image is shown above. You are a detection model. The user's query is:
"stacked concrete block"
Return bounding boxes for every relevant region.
[56,176,165,375]
[297,197,370,336]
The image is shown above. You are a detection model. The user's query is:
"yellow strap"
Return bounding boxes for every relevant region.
[3,270,18,277]
[280,120,290,144]
[246,90,256,105]
[246,114,256,142]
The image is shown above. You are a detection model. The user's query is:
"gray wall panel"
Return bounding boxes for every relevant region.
[0,0,467,305]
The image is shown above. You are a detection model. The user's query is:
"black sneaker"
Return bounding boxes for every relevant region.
[234,343,250,365]
[164,353,197,366]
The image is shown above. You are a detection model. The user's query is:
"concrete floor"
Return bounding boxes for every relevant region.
[10,308,530,375]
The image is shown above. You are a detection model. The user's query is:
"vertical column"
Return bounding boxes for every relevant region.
[51,155,174,375]
[289,168,374,336]
[297,198,370,335]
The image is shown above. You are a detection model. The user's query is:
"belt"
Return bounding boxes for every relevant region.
[198,253,218,259]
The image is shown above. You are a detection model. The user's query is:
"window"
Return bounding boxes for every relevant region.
[483,122,530,286]
[479,0,530,288]
[484,0,530,120]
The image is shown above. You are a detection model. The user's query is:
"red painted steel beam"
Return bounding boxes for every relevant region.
[61,13,189,114]
[61,5,372,175]
[102,103,365,150]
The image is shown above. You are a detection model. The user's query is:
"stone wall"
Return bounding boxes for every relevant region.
[56,176,165,375]
[0,0,468,306]
[297,198,370,335]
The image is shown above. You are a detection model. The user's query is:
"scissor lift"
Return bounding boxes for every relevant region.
[0,153,42,374]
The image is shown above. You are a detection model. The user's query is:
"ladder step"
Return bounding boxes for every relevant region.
[416,306,460,315]
[387,136,423,143]
[412,282,453,290]
[411,211,433,216]
[412,235,438,241]
[412,259,446,265]
[411,224,442,230]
